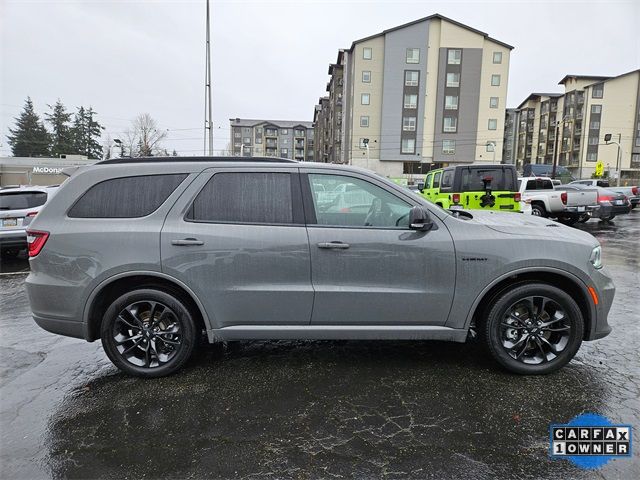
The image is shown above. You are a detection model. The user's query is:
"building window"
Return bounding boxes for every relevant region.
[295,129,304,137]
[361,93,370,105]
[491,74,501,86]
[486,143,495,152]
[363,47,372,60]
[256,127,263,133]
[589,137,599,145]
[592,83,604,98]
[406,48,420,64]
[446,72,460,87]
[488,119,498,130]
[442,140,456,154]
[244,128,251,134]
[234,132,241,138]
[281,129,288,135]
[591,105,602,114]
[587,152,597,161]
[443,116,457,132]
[359,138,368,149]
[590,121,600,129]
[405,71,419,86]
[404,94,417,109]
[362,70,371,83]
[632,154,640,167]
[255,137,262,144]
[447,49,461,65]
[490,97,499,108]
[445,95,459,110]
[360,116,369,127]
[401,138,416,154]
[493,51,503,64]
[402,116,417,131]
[281,148,288,155]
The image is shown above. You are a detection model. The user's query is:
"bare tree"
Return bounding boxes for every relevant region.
[123,113,168,157]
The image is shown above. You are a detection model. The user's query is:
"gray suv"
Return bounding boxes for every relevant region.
[26,157,615,377]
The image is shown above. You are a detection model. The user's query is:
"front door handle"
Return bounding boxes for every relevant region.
[171,238,204,246]
[317,241,350,249]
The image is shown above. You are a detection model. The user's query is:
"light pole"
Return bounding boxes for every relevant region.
[486,141,496,163]
[363,138,370,170]
[551,115,570,179]
[604,133,622,186]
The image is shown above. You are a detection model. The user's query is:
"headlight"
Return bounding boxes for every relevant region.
[590,245,602,269]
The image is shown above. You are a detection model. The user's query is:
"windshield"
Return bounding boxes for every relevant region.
[0,191,47,210]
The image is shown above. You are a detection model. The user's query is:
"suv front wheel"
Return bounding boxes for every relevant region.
[482,283,584,374]
[101,289,197,377]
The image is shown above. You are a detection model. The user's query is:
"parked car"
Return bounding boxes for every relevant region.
[0,185,58,258]
[522,164,575,183]
[421,164,521,212]
[570,179,639,209]
[26,157,614,377]
[517,177,599,224]
[562,184,632,222]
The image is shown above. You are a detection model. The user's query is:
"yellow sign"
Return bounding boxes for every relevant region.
[595,161,604,177]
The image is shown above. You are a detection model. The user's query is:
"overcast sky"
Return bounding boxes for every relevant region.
[1,0,639,157]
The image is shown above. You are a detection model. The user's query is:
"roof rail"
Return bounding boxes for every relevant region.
[97,156,298,165]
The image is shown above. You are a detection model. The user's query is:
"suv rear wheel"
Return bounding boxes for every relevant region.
[482,283,583,374]
[100,289,197,378]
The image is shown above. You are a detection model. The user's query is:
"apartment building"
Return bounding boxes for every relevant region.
[313,98,330,162]
[315,14,513,178]
[502,108,518,165]
[229,118,314,161]
[508,69,640,180]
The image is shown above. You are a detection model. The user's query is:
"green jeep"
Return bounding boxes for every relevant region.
[421,164,521,212]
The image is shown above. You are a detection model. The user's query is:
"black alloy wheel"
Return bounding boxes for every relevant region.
[483,283,583,374]
[101,289,197,377]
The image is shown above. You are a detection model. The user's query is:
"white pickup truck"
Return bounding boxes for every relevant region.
[569,179,639,209]
[517,177,600,224]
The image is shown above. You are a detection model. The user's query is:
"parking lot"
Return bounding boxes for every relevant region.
[1,212,638,479]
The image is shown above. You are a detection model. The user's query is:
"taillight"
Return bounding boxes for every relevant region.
[452,193,460,204]
[26,230,49,257]
[632,187,638,196]
[514,193,521,202]
[560,192,567,205]
[26,211,38,218]
[598,195,612,203]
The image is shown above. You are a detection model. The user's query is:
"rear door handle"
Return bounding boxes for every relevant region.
[317,241,350,249]
[171,238,204,246]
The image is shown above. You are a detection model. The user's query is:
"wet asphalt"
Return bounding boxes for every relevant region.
[0,212,638,479]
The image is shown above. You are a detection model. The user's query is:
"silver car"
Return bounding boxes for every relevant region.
[25,158,615,377]
[0,185,58,258]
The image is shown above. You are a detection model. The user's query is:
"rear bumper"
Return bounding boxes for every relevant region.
[559,205,599,216]
[32,314,85,340]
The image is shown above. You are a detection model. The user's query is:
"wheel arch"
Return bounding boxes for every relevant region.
[83,271,211,342]
[468,269,594,340]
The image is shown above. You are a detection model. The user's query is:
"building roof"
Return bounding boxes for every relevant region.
[582,68,640,88]
[516,92,563,109]
[350,13,514,51]
[558,74,613,85]
[229,118,313,129]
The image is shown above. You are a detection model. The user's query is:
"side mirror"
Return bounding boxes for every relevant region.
[409,206,433,231]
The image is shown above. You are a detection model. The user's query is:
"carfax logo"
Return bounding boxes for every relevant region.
[550,413,632,469]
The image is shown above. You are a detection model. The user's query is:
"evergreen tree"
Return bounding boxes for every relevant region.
[71,106,104,159]
[45,99,73,157]
[7,97,51,157]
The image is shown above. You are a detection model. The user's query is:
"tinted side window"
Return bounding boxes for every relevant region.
[540,179,553,190]
[440,170,454,189]
[461,168,515,191]
[188,172,293,224]
[526,180,537,190]
[433,172,442,188]
[425,174,432,188]
[596,180,609,187]
[68,174,187,218]
[0,191,47,210]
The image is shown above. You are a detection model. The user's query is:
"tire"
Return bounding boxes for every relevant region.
[101,288,197,378]
[531,204,547,217]
[557,216,578,226]
[601,215,616,222]
[577,214,590,223]
[481,283,584,375]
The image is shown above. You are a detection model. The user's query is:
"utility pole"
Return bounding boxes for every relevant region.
[204,0,213,156]
[604,133,622,186]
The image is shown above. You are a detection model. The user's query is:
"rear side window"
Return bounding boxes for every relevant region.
[525,179,553,191]
[440,170,454,189]
[68,174,187,218]
[432,172,442,188]
[0,191,47,210]
[187,172,293,224]
[596,180,609,187]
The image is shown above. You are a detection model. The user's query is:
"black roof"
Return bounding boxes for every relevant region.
[98,156,298,165]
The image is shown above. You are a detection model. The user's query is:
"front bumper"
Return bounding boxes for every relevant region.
[586,266,616,341]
